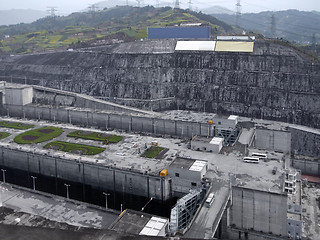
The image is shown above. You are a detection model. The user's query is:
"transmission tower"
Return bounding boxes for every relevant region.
[271,13,276,38]
[312,33,316,53]
[235,0,241,27]
[136,0,141,7]
[47,7,58,18]
[188,0,192,10]
[89,4,99,13]
[156,0,160,8]
[174,0,180,9]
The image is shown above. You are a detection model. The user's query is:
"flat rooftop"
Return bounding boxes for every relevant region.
[0,115,285,193]
[169,157,196,170]
[109,209,168,236]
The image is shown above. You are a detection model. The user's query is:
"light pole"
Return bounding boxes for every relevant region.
[31,176,37,190]
[103,192,110,209]
[64,184,70,199]
[1,169,6,183]
[141,197,153,212]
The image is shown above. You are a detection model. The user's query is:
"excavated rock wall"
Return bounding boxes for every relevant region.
[0,40,319,128]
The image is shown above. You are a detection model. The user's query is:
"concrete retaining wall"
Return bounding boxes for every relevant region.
[291,159,320,176]
[0,146,170,201]
[290,127,320,158]
[1,104,214,139]
[254,128,291,153]
[230,186,287,237]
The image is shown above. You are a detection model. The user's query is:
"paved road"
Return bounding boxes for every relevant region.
[184,179,230,239]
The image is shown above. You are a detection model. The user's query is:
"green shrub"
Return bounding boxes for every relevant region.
[67,130,122,143]
[141,146,165,158]
[0,132,10,139]
[44,141,105,155]
[0,121,34,130]
[14,126,63,144]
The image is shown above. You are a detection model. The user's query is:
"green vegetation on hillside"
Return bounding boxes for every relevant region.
[0,6,233,54]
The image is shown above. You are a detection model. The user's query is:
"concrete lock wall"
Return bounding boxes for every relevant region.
[290,127,320,158]
[254,128,291,153]
[292,159,320,176]
[230,187,287,237]
[1,104,214,139]
[0,147,170,201]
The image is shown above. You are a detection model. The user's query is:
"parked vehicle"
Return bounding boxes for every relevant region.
[205,193,215,207]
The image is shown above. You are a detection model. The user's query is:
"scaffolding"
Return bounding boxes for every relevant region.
[169,189,201,233]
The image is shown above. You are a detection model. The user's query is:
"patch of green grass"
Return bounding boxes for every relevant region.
[0,121,34,130]
[14,126,63,144]
[67,130,122,143]
[44,141,105,155]
[0,132,10,140]
[141,146,165,158]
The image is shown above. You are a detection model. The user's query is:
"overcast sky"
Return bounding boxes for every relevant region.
[0,0,319,14]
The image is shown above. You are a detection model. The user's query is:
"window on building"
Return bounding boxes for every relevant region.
[175,173,179,177]
[191,182,196,186]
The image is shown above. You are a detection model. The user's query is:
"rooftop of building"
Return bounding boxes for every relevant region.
[109,209,168,236]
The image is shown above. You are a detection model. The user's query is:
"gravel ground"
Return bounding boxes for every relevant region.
[301,184,320,239]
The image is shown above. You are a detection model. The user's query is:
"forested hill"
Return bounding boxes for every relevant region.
[0,6,234,55]
[211,10,320,44]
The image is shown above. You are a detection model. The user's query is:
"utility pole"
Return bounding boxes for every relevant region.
[235,0,241,28]
[271,13,276,38]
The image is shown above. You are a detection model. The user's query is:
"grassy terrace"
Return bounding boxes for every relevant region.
[0,121,34,130]
[141,146,165,159]
[44,141,105,155]
[0,132,10,140]
[67,130,123,143]
[14,127,63,144]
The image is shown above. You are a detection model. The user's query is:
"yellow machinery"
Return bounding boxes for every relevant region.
[160,169,167,177]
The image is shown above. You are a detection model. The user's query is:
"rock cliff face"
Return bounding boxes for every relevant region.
[0,40,319,128]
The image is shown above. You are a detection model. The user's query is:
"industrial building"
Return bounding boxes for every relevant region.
[0,82,317,239]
